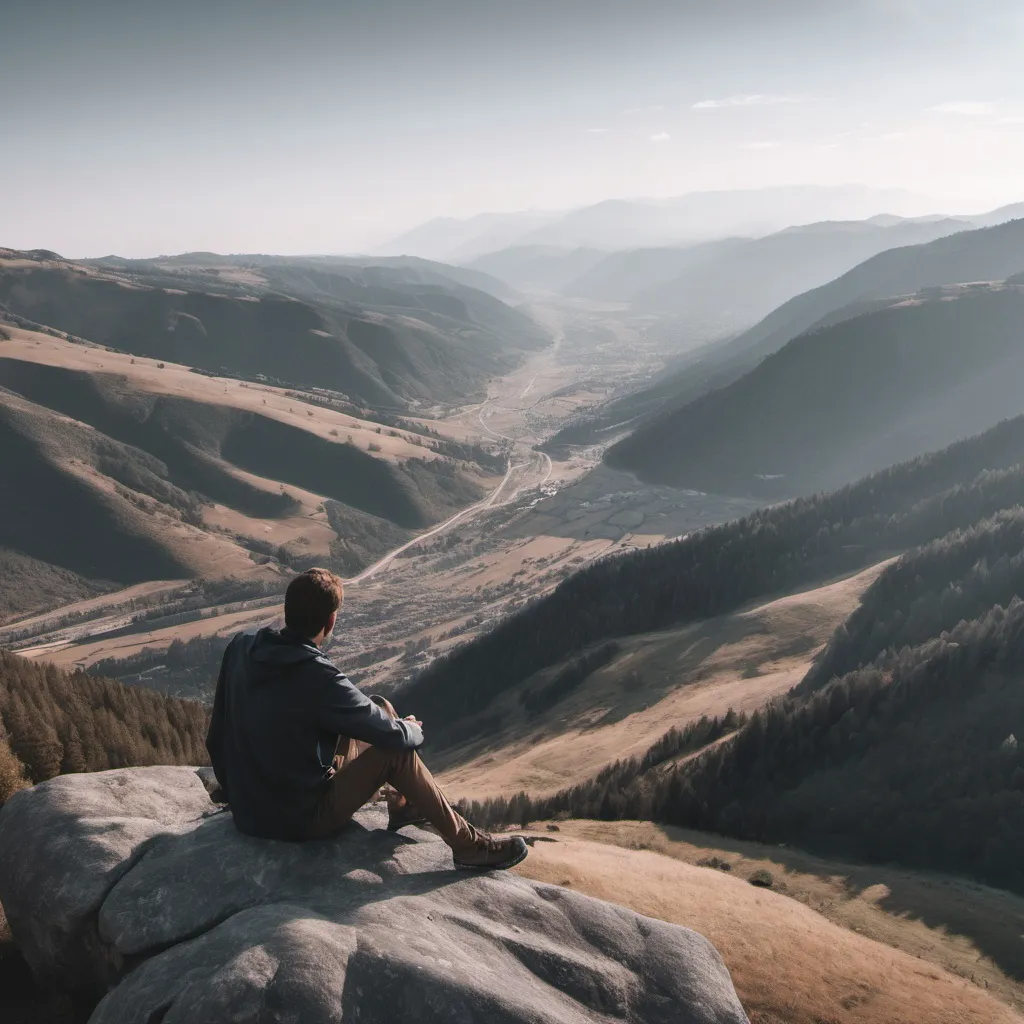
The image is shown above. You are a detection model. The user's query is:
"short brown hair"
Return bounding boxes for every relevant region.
[284,568,343,638]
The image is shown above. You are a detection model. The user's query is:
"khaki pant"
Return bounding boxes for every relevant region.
[308,697,476,852]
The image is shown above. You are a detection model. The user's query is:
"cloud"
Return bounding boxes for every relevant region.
[585,127,609,133]
[739,139,781,149]
[693,94,807,109]
[624,105,667,114]
[649,131,671,142]
[927,101,995,116]
[863,131,907,142]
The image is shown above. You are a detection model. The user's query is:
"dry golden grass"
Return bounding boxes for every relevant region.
[0,327,465,462]
[19,601,283,668]
[515,831,1024,1024]
[440,562,888,800]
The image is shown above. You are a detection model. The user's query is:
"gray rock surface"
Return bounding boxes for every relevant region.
[0,767,749,1023]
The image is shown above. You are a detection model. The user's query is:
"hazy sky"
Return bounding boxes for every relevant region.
[2,0,1023,256]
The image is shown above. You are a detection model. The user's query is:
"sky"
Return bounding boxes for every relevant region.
[2,0,1023,256]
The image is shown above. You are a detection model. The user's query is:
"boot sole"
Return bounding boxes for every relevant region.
[387,818,429,832]
[454,842,529,872]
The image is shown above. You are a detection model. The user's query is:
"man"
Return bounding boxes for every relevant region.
[206,567,527,870]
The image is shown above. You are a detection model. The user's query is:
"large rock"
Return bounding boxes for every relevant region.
[0,767,749,1023]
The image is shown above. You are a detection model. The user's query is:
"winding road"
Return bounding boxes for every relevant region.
[348,328,564,585]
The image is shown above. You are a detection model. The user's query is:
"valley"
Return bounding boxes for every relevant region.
[7,7,1024,1023]
[3,293,743,689]
[4,204,1024,1024]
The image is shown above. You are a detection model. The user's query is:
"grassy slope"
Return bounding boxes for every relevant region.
[0,337,492,618]
[437,562,886,800]
[515,827,1024,1024]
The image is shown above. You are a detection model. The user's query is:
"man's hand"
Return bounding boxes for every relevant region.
[404,714,423,730]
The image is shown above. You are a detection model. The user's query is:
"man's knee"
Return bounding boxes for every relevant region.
[369,694,399,719]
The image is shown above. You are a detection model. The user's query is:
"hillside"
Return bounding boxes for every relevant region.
[0,650,208,802]
[508,587,1024,896]
[0,649,210,1023]
[605,284,1024,495]
[550,216,1024,451]
[0,250,546,410]
[0,330,498,621]
[146,251,520,303]
[626,218,968,327]
[562,238,746,303]
[463,246,607,294]
[726,217,1024,367]
[403,412,1024,751]
[517,830,1023,1024]
[436,416,1024,895]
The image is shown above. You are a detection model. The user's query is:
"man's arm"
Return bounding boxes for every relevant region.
[205,645,230,798]
[317,670,423,750]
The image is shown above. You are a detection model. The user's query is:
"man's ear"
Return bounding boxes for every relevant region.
[326,610,338,635]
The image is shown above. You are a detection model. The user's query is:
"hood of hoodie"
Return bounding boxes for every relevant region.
[246,627,322,680]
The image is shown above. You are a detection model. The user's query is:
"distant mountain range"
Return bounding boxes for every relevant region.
[464,246,607,294]
[377,185,937,262]
[551,215,1024,454]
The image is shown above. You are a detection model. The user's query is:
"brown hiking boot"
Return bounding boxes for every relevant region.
[453,832,529,871]
[386,799,429,832]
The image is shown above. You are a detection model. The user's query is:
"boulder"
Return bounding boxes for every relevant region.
[0,767,749,1023]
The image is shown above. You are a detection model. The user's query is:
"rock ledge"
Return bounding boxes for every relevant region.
[0,767,748,1023]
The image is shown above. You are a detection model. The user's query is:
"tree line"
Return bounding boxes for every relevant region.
[405,413,1024,750]
[0,650,210,806]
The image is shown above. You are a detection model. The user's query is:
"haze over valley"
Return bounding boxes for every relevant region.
[4,3,1024,1024]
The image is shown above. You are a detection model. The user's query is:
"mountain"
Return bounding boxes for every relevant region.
[0,327,498,621]
[625,217,970,327]
[550,216,1024,451]
[147,252,520,303]
[462,246,608,294]
[377,185,934,261]
[407,413,1024,892]
[404,412,1024,746]
[523,185,935,252]
[373,210,562,262]
[562,239,746,303]
[966,200,1024,228]
[724,217,1024,369]
[480,503,1024,897]
[605,284,1024,496]
[0,250,546,411]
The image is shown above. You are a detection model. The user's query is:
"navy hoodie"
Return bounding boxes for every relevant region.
[206,627,423,840]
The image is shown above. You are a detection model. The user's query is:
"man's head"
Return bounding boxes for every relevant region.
[284,568,344,644]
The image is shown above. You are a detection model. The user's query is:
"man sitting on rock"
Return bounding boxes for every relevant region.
[206,567,528,870]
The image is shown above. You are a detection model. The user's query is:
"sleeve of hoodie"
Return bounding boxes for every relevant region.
[315,665,424,750]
